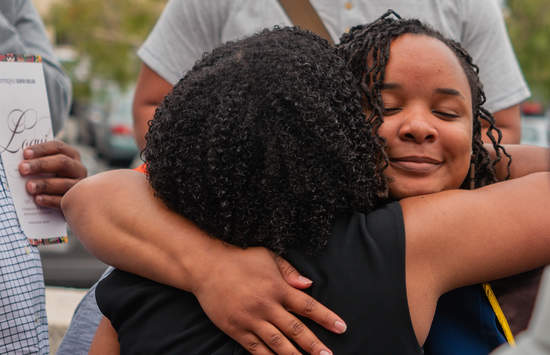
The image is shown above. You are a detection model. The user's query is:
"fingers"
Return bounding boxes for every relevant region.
[236,312,332,355]
[271,256,346,354]
[19,152,87,179]
[283,289,347,335]
[194,247,343,354]
[25,177,79,209]
[245,286,340,354]
[275,256,313,289]
[234,332,275,355]
[264,313,333,355]
[17,141,87,210]
[23,140,81,160]
[253,322,306,355]
[33,195,62,209]
[27,178,76,196]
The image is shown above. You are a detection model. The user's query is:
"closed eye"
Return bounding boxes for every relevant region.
[383,107,401,116]
[432,110,459,120]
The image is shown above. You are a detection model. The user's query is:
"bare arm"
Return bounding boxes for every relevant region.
[62,170,345,355]
[132,63,173,150]
[89,317,119,355]
[62,170,214,291]
[483,104,521,144]
[484,144,550,181]
[403,172,550,344]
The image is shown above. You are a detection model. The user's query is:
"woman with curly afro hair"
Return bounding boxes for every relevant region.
[142,26,383,256]
[63,17,550,355]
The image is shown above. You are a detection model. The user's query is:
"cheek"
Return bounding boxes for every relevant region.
[455,131,472,157]
[445,128,473,181]
[444,119,472,154]
[375,119,396,146]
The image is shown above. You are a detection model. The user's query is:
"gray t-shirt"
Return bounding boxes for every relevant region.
[138,0,529,113]
[0,0,71,134]
[57,268,112,355]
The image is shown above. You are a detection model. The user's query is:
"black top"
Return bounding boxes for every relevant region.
[96,202,422,354]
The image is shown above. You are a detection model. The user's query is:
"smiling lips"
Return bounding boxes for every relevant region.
[389,156,443,174]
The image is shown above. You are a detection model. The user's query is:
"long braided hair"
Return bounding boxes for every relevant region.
[338,10,511,190]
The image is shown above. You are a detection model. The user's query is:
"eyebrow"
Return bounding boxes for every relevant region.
[380,83,401,90]
[381,83,466,100]
[434,88,465,100]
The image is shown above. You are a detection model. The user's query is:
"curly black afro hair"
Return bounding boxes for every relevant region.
[144,27,385,255]
[338,10,511,189]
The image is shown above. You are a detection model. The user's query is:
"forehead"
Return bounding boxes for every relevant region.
[384,34,471,96]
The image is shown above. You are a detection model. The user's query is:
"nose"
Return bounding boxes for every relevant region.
[398,109,437,144]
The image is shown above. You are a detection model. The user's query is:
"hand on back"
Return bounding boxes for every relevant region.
[192,245,346,355]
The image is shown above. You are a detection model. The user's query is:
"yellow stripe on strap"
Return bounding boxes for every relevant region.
[482,283,516,346]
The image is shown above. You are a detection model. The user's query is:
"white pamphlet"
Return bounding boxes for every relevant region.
[0,60,67,240]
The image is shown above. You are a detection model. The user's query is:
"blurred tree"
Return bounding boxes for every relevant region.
[46,0,164,99]
[507,0,550,101]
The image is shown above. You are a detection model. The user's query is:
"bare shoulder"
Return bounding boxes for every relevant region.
[62,169,149,214]
[402,172,550,287]
[72,169,147,192]
[401,172,550,343]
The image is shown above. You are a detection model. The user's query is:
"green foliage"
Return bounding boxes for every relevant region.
[46,0,164,99]
[507,0,550,101]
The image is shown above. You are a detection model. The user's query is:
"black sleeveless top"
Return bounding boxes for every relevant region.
[96,202,422,354]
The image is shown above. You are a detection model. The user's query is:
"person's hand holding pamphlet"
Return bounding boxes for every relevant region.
[0,54,66,242]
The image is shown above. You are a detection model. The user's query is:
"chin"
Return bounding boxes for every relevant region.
[389,184,442,200]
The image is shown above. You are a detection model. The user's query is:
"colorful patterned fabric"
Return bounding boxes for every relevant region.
[28,236,68,246]
[0,54,42,62]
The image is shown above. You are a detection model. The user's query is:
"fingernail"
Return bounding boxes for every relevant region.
[320,350,332,355]
[334,320,347,333]
[36,195,43,204]
[28,182,36,194]
[24,149,34,159]
[298,276,312,285]
[20,163,31,174]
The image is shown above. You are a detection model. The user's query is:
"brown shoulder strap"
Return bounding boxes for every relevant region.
[277,0,334,45]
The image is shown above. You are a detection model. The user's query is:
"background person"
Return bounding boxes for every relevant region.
[132,0,528,150]
[1,0,71,134]
[0,1,87,354]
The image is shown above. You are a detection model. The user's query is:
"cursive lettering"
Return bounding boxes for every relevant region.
[0,108,47,154]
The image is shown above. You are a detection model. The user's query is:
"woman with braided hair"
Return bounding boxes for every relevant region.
[338,11,520,354]
[63,15,550,355]
[339,10,509,192]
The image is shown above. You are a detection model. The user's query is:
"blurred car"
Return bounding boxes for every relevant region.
[39,229,108,288]
[92,87,139,165]
[520,101,548,147]
[520,101,544,116]
[521,115,548,147]
[77,84,139,165]
[76,100,102,147]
